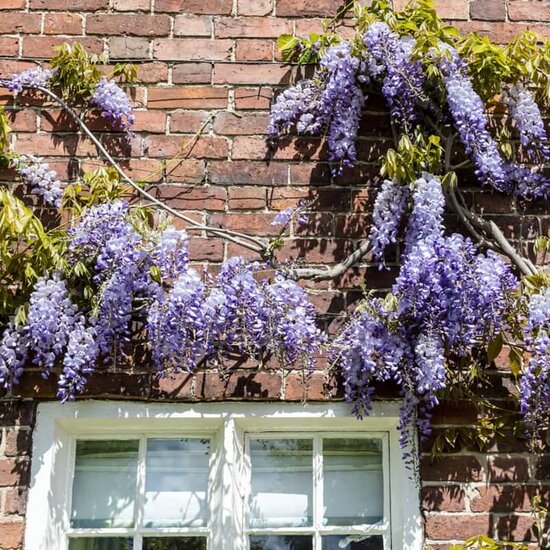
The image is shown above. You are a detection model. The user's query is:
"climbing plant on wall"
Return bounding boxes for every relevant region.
[0,1,549,458]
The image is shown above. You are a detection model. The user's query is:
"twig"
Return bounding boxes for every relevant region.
[33,86,267,254]
[288,239,372,281]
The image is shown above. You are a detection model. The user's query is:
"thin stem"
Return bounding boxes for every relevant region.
[34,86,267,254]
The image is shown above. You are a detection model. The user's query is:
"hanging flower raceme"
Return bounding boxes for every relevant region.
[91,77,135,131]
[363,22,425,126]
[15,155,63,208]
[150,227,189,280]
[4,67,53,94]
[0,324,28,390]
[520,288,550,439]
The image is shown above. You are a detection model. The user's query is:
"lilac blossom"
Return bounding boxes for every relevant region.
[16,155,63,208]
[5,67,53,94]
[369,178,409,264]
[91,77,135,131]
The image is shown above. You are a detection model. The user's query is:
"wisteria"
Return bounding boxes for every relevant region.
[16,155,63,208]
[272,201,309,227]
[506,84,549,163]
[4,67,53,94]
[91,77,135,131]
[369,178,409,264]
[0,324,27,390]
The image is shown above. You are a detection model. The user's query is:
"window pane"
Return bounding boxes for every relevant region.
[323,439,383,526]
[250,535,313,550]
[143,537,206,550]
[71,440,138,528]
[68,538,133,550]
[322,535,384,550]
[249,438,313,528]
[144,439,209,528]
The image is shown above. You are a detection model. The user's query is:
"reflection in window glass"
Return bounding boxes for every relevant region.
[323,438,383,526]
[143,537,206,550]
[250,535,313,550]
[144,439,210,528]
[71,440,139,528]
[68,538,133,550]
[322,535,384,550]
[249,439,313,528]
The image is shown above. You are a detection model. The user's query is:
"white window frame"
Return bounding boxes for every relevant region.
[25,401,423,550]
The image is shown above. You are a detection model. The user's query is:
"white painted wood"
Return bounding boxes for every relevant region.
[24,400,422,550]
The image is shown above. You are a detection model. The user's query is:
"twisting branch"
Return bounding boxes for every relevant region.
[33,86,268,254]
[288,239,373,281]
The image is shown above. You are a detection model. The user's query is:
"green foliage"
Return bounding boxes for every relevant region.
[448,535,527,549]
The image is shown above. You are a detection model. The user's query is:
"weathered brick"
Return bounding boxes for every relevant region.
[155,0,232,14]
[0,0,25,8]
[0,459,29,487]
[213,112,268,135]
[174,15,212,37]
[285,372,327,400]
[209,212,278,236]
[470,0,506,21]
[209,160,287,185]
[131,111,167,133]
[0,522,25,550]
[195,371,282,399]
[214,63,292,85]
[421,455,485,482]
[276,0,344,17]
[188,238,224,261]
[235,87,273,110]
[23,37,103,59]
[148,185,226,210]
[133,62,168,83]
[215,17,291,38]
[44,13,83,34]
[145,135,228,159]
[172,63,212,84]
[0,37,19,57]
[3,429,31,457]
[238,0,273,15]
[421,486,466,512]
[153,39,232,61]
[270,187,351,211]
[509,1,550,22]
[228,187,266,210]
[0,402,35,428]
[148,87,227,109]
[109,37,151,60]
[235,39,273,61]
[425,514,491,540]
[87,14,170,36]
[471,485,550,513]
[151,372,194,399]
[4,487,27,516]
[169,111,210,133]
[114,0,151,10]
[488,456,530,482]
[164,159,206,183]
[6,110,37,132]
[0,13,41,33]
[30,0,108,9]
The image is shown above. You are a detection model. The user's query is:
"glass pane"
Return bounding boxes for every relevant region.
[144,439,210,528]
[249,438,313,528]
[250,535,313,550]
[143,537,206,550]
[323,439,383,526]
[71,440,139,528]
[322,535,384,550]
[69,539,133,550]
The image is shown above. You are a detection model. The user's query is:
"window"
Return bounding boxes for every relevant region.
[25,402,422,550]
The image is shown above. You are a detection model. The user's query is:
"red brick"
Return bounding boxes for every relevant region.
[431,401,481,425]
[0,0,25,8]
[488,456,530,482]
[0,522,24,550]
[332,214,370,238]
[188,238,224,261]
[80,373,152,398]
[238,0,273,15]
[109,37,150,59]
[3,429,31,457]
[270,187,350,211]
[209,160,287,185]
[132,111,167,133]
[276,0,343,16]
[214,112,268,135]
[471,485,550,513]
[16,134,96,157]
[174,15,212,37]
[153,39,232,61]
[209,213,278,236]
[23,37,103,59]
[421,455,485,482]
[215,17,291,38]
[114,0,151,10]
[195,371,282,399]
[0,37,19,57]
[509,1,550,21]
[285,372,327,400]
[470,0,506,21]
[394,0,469,18]
[164,159,206,183]
[494,515,542,542]
[155,0,232,14]
[421,486,466,512]
[0,402,35,428]
[0,459,29,487]
[169,111,211,133]
[44,13,83,34]
[30,0,108,8]
[151,372,194,399]
[0,13,41,33]
[455,21,549,44]
[228,187,266,210]
[278,238,358,264]
[235,87,273,110]
[172,63,212,84]
[4,487,27,516]
[87,14,170,36]
[147,87,227,109]
[214,63,291,85]
[235,39,273,61]
[425,514,491,540]
[134,62,168,84]
[6,109,36,132]
[146,135,228,159]
[148,185,226,210]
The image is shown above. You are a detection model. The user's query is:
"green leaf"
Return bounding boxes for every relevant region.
[487,333,504,363]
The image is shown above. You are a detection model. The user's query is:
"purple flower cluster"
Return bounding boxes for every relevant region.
[272,201,309,227]
[363,23,425,126]
[506,85,549,163]
[520,287,550,438]
[0,324,27,390]
[150,227,189,280]
[369,178,409,264]
[91,77,135,131]
[16,156,63,208]
[5,67,53,94]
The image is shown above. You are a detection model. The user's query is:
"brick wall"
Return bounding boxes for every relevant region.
[0,0,549,548]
